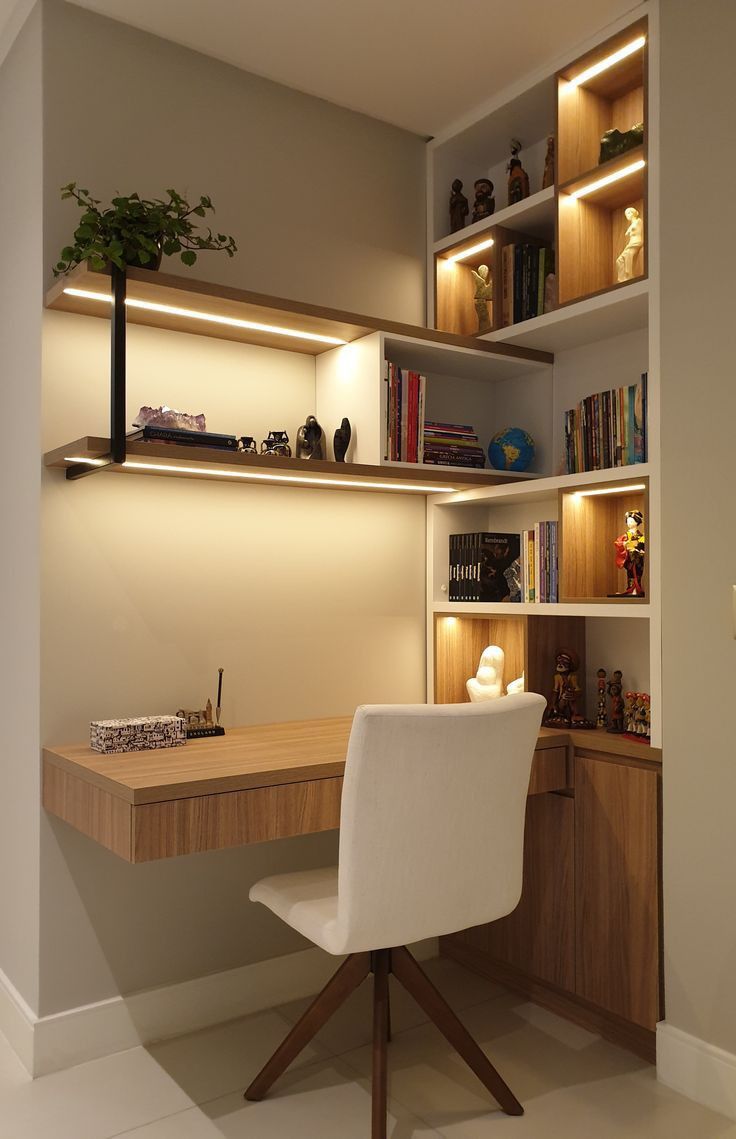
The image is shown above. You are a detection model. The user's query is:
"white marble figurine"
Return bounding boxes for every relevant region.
[506,672,525,695]
[616,206,643,282]
[466,645,505,702]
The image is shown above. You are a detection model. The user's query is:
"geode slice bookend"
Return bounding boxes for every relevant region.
[133,405,207,432]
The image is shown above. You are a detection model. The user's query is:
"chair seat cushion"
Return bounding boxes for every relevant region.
[250,866,342,955]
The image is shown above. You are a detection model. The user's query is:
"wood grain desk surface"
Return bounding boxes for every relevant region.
[43,718,659,808]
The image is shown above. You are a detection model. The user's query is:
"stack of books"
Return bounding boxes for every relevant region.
[385,363,426,463]
[521,521,558,603]
[423,421,486,468]
[448,532,521,602]
[501,244,554,326]
[564,373,647,474]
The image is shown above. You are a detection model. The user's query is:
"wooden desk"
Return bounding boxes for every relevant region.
[43,718,569,862]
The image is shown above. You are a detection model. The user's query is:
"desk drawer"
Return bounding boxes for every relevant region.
[133,776,343,862]
[529,746,568,795]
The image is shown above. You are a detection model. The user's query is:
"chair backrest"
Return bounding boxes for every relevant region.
[334,693,546,954]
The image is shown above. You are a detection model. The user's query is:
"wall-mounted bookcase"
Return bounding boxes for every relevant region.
[428,15,648,340]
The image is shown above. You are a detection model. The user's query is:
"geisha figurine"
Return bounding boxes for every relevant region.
[613,508,645,596]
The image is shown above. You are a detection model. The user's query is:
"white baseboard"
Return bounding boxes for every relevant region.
[1,938,437,1077]
[0,965,36,1076]
[657,1021,736,1122]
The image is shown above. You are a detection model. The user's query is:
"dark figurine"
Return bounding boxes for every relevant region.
[612,509,645,596]
[471,178,495,224]
[596,668,607,728]
[295,415,325,460]
[260,430,291,457]
[239,435,257,454]
[542,135,555,189]
[449,179,469,233]
[607,670,625,733]
[543,648,596,729]
[599,122,644,164]
[333,417,352,462]
[507,139,530,205]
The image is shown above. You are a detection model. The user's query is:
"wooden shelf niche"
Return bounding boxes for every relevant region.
[557,18,647,185]
[559,477,649,602]
[433,611,585,704]
[435,223,553,338]
[556,18,647,306]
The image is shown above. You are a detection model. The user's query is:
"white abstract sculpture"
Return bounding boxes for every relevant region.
[616,206,643,282]
[507,672,525,695]
[466,645,505,702]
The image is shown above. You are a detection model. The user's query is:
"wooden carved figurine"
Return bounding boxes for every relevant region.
[470,264,493,332]
[543,648,596,729]
[542,135,555,189]
[449,179,469,233]
[624,690,637,734]
[612,508,645,596]
[596,668,607,728]
[606,670,624,733]
[471,178,495,224]
[616,206,644,281]
[507,139,530,205]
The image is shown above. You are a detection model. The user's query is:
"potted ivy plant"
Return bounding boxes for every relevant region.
[53,184,238,276]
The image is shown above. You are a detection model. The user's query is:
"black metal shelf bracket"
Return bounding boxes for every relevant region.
[66,264,127,481]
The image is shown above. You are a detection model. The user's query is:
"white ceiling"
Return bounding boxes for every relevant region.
[65,0,639,136]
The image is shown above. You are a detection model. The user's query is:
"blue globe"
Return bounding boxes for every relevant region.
[488,427,535,472]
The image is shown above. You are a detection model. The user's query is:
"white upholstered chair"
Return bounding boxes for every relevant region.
[245,693,546,1137]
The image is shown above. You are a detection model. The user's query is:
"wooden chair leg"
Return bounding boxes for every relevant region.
[372,949,390,1139]
[392,945,523,1117]
[245,952,370,1102]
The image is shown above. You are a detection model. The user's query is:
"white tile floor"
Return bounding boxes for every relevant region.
[2,957,736,1138]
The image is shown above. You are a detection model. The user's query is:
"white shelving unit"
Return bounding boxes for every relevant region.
[423,3,660,745]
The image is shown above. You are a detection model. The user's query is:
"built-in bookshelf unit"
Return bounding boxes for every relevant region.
[44,264,552,494]
[428,14,648,342]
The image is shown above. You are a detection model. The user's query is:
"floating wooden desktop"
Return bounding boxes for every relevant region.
[43,717,577,863]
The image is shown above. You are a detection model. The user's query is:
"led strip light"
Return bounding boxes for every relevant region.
[63,288,348,346]
[63,456,457,494]
[573,483,645,497]
[567,35,646,88]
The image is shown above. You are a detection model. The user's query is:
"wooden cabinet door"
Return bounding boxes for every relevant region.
[575,754,661,1029]
[484,792,575,991]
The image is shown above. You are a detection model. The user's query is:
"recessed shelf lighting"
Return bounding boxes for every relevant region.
[567,35,646,88]
[569,159,646,199]
[64,456,456,494]
[62,288,348,346]
[573,483,645,497]
[446,238,495,264]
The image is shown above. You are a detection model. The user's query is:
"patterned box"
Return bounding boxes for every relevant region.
[90,715,186,754]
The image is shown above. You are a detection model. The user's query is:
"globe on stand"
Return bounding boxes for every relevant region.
[488,427,535,472]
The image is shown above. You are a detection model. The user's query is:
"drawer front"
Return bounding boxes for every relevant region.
[133,776,343,861]
[529,746,568,795]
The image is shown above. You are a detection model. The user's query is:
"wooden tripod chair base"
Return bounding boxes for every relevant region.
[244,946,523,1137]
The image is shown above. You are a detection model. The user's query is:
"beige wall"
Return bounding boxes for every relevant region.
[42,1,426,320]
[0,3,43,1011]
[37,1,428,1016]
[660,0,736,1054]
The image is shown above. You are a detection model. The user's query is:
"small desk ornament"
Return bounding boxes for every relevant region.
[178,668,226,739]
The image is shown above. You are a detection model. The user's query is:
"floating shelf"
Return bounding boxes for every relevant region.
[482,278,648,352]
[46,263,551,366]
[433,186,556,256]
[433,602,651,619]
[44,437,536,495]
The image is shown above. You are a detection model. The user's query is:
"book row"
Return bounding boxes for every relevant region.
[565,372,647,474]
[448,525,559,604]
[500,244,554,326]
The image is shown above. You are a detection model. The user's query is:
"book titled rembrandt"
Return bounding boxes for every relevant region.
[449,532,521,603]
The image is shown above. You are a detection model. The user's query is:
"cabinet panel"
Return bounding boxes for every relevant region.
[461,792,575,990]
[575,755,660,1028]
